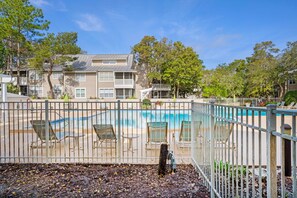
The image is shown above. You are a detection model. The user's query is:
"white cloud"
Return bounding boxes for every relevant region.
[30,0,50,7]
[211,34,241,48]
[75,14,104,32]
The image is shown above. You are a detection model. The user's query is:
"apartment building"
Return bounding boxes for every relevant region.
[27,54,141,99]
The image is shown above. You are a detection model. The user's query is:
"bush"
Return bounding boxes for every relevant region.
[284,91,297,105]
[7,83,19,94]
[142,99,151,109]
[142,99,151,106]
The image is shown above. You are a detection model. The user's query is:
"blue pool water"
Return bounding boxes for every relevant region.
[50,109,276,130]
[50,109,191,129]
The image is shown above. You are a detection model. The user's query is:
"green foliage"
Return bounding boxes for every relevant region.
[30,32,81,99]
[214,160,247,177]
[202,60,246,98]
[245,41,279,98]
[132,36,203,97]
[0,0,49,87]
[142,99,151,109]
[7,83,19,94]
[284,91,297,105]
[163,41,203,98]
[142,99,151,106]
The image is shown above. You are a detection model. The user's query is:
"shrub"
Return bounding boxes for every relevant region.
[142,99,151,106]
[284,91,297,105]
[142,99,151,109]
[7,83,19,94]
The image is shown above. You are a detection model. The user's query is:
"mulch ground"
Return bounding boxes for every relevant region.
[0,164,210,197]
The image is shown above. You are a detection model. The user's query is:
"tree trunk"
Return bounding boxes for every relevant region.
[7,39,13,75]
[176,84,179,98]
[47,61,54,99]
[17,42,20,94]
[278,83,284,99]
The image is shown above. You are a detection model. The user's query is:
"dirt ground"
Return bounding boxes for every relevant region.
[0,164,210,197]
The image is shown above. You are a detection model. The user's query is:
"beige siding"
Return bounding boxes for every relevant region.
[38,73,63,98]
[98,82,114,88]
[134,75,145,99]
[64,73,97,99]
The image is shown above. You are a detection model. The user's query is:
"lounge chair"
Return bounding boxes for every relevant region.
[30,120,83,149]
[146,122,168,149]
[178,121,202,147]
[213,120,235,148]
[93,124,117,149]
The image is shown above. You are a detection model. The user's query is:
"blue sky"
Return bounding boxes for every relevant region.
[30,0,297,69]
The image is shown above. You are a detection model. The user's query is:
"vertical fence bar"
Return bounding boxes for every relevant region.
[292,115,296,198]
[280,115,285,198]
[45,100,49,164]
[266,104,277,198]
[210,101,215,198]
[117,100,121,163]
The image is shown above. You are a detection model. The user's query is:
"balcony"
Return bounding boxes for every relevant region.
[114,79,135,88]
[152,84,171,91]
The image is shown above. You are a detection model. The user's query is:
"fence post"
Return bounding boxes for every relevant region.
[45,100,49,163]
[266,104,277,198]
[117,100,121,163]
[191,100,194,160]
[282,124,292,177]
[210,100,215,198]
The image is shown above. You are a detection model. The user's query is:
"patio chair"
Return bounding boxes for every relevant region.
[93,124,117,149]
[178,120,202,147]
[214,120,235,149]
[146,122,168,149]
[30,120,83,149]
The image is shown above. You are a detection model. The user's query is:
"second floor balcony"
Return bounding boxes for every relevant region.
[152,84,171,91]
[114,79,135,88]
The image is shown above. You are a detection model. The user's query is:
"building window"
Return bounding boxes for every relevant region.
[102,60,117,65]
[289,80,296,85]
[116,89,134,99]
[75,73,86,82]
[52,72,63,80]
[75,88,86,98]
[54,85,62,97]
[99,72,114,82]
[99,89,114,98]
[29,86,43,97]
[29,71,43,83]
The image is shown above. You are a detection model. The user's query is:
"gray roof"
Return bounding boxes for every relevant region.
[15,54,135,73]
[92,54,129,60]
[65,54,135,73]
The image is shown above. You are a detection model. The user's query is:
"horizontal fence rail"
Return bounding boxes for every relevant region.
[192,102,297,198]
[0,100,192,165]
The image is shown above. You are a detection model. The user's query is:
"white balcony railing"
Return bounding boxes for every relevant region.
[152,84,171,91]
[114,79,134,88]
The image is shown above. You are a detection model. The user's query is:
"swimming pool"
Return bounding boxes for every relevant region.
[50,109,191,130]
